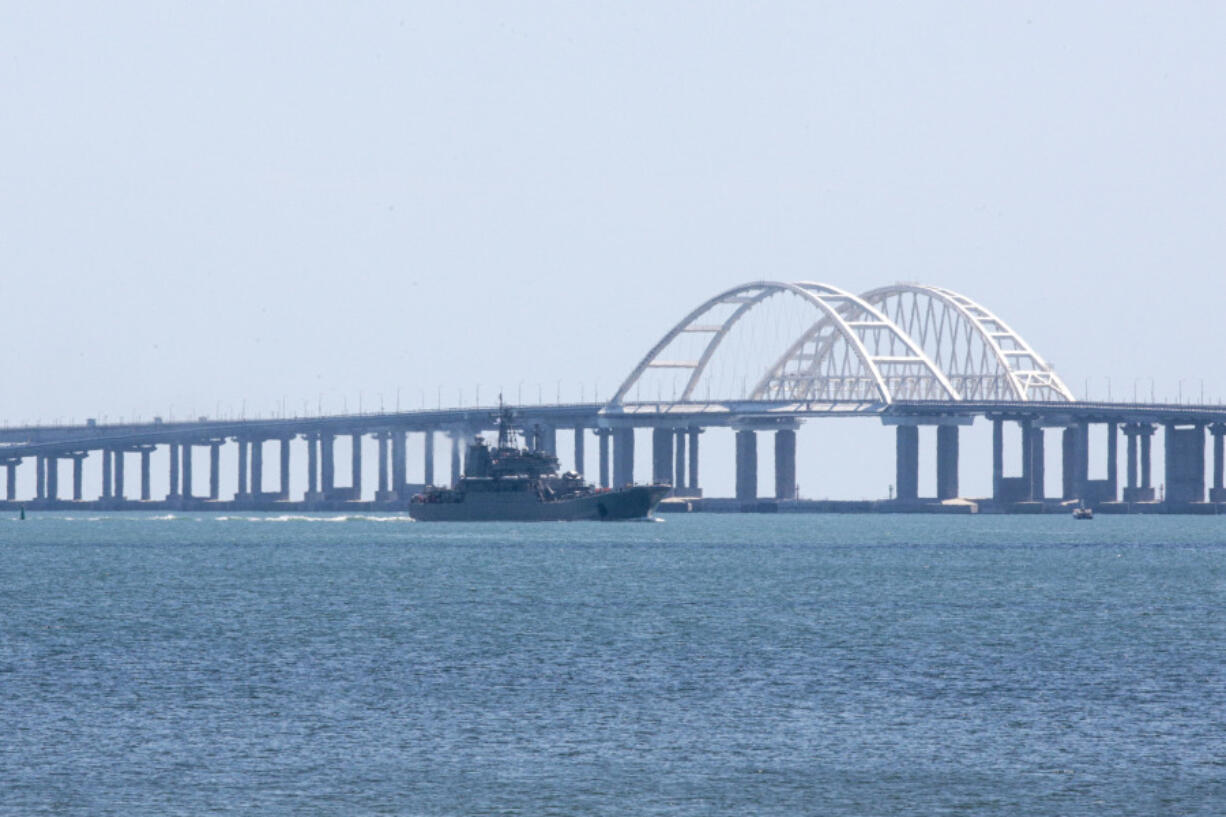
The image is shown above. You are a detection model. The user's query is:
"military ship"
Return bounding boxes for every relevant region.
[409,403,670,522]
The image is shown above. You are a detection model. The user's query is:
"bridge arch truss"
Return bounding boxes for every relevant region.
[857,284,1074,402]
[611,281,960,406]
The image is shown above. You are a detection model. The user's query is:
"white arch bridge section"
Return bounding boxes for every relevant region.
[611,281,959,406]
[611,280,1073,409]
[859,284,1074,402]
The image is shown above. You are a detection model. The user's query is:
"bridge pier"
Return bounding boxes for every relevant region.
[182,443,194,499]
[573,427,585,477]
[991,417,1044,504]
[423,431,434,487]
[4,460,16,500]
[449,432,462,488]
[99,449,110,500]
[351,433,363,498]
[46,456,58,501]
[891,418,968,502]
[652,427,673,486]
[251,440,263,497]
[303,434,320,500]
[1020,421,1043,501]
[114,449,126,500]
[1122,423,1156,501]
[774,428,796,500]
[937,425,960,500]
[1211,424,1226,502]
[596,428,611,488]
[375,433,390,500]
[1164,422,1205,505]
[673,430,686,492]
[209,442,221,500]
[138,448,151,501]
[735,429,756,501]
[279,437,291,500]
[688,428,701,495]
[392,431,407,498]
[1061,423,1088,501]
[895,426,919,501]
[236,439,249,498]
[613,427,634,488]
[168,443,179,498]
[72,454,86,501]
[321,433,336,495]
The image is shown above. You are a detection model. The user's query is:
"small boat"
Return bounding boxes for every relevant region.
[1072,505,1093,519]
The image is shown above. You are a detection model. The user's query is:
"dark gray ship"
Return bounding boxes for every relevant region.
[410,404,670,522]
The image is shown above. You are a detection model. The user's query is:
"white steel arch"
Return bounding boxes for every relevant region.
[611,281,959,405]
[858,284,1074,401]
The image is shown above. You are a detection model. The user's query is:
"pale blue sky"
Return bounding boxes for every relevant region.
[2,2,1223,499]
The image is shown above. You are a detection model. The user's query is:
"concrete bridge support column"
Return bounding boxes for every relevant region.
[236,440,249,498]
[376,434,395,501]
[573,427,585,477]
[1062,424,1088,500]
[351,433,363,498]
[1164,423,1205,505]
[46,457,57,501]
[279,438,291,500]
[168,443,179,498]
[139,449,151,501]
[539,427,556,456]
[5,461,16,500]
[423,431,434,487]
[937,425,960,500]
[34,456,44,501]
[182,444,193,499]
[1211,424,1226,502]
[1106,422,1119,501]
[377,434,389,496]
[895,425,919,501]
[114,451,125,500]
[688,428,701,495]
[100,449,111,500]
[449,433,461,488]
[596,429,611,488]
[652,428,674,486]
[775,429,796,500]
[209,442,221,500]
[1028,422,1046,501]
[1125,426,1138,494]
[735,429,757,501]
[321,434,335,495]
[73,455,85,501]
[992,419,1004,500]
[1122,423,1157,501]
[674,430,687,492]
[1020,422,1036,500]
[392,432,407,497]
[250,441,262,497]
[613,428,635,488]
[305,435,319,498]
[1141,424,1154,495]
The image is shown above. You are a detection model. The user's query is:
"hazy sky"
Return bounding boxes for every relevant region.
[2,2,1224,499]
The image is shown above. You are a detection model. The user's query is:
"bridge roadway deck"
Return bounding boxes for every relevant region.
[3,399,1226,514]
[2,400,1226,460]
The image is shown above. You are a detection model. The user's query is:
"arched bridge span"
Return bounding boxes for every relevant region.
[612,280,1073,406]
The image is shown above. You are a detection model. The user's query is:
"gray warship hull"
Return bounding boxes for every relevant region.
[410,484,671,522]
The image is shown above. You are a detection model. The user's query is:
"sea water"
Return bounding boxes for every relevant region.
[1,513,1224,816]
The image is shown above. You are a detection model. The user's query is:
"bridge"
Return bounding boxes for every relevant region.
[3,281,1225,513]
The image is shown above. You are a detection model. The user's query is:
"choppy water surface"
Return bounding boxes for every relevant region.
[2,513,1224,816]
